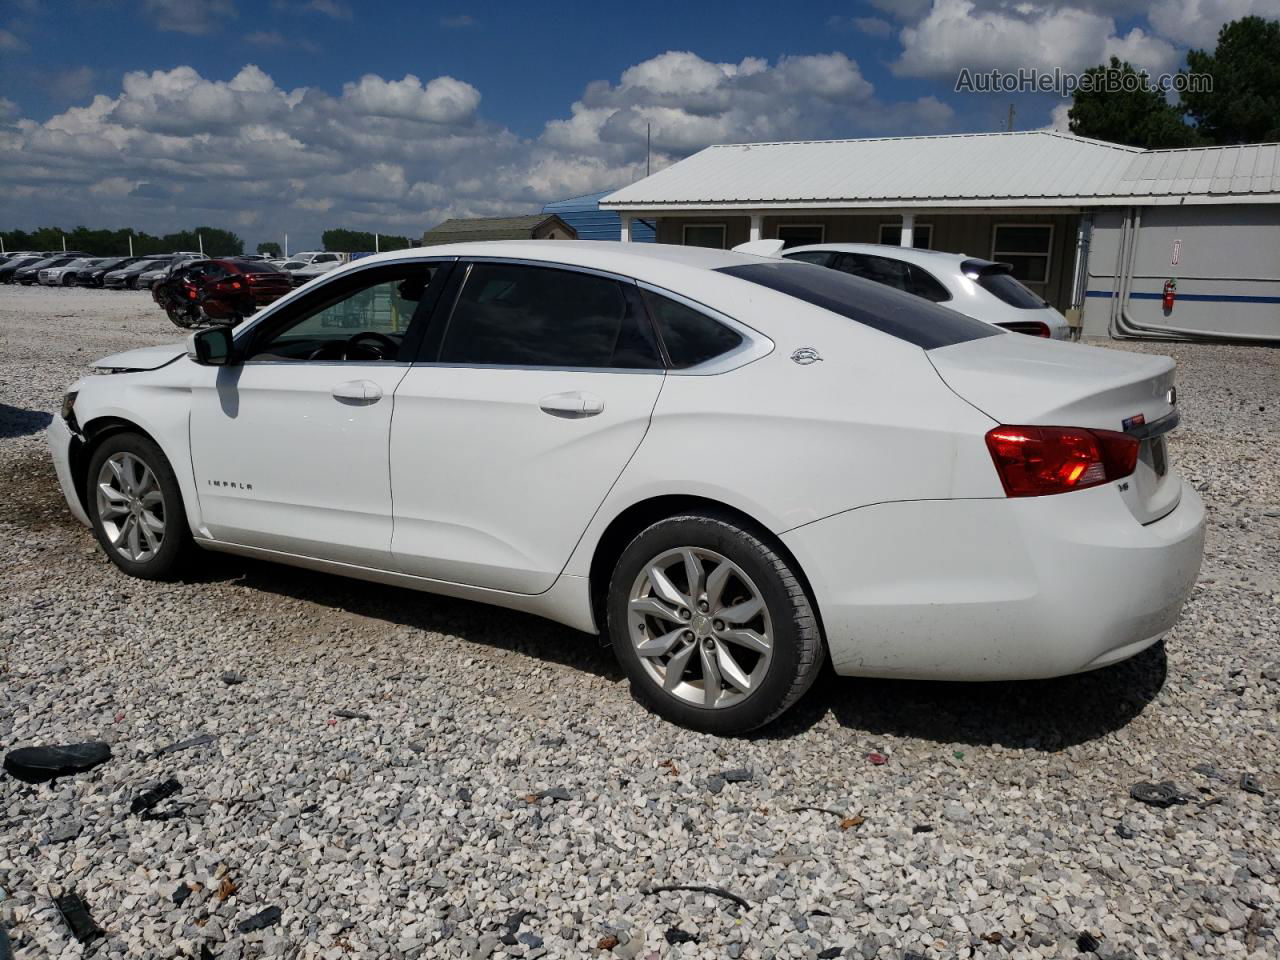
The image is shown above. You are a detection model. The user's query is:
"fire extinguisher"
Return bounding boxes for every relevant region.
[1162,278,1177,311]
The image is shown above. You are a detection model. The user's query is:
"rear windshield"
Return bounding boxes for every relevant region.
[976,271,1047,309]
[716,260,1001,350]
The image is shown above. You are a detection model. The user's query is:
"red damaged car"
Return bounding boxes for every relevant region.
[153,258,293,328]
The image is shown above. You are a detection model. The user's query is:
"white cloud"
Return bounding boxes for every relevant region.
[440,14,476,28]
[0,29,28,50]
[1147,0,1274,48]
[341,74,482,124]
[853,17,893,37]
[142,0,238,35]
[0,51,956,247]
[894,0,1179,77]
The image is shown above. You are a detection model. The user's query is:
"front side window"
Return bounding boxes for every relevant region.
[438,263,661,369]
[992,224,1052,286]
[247,264,438,362]
[641,289,743,369]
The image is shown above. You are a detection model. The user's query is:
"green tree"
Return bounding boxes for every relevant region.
[322,228,413,253]
[1183,16,1280,145]
[256,241,282,257]
[1068,57,1202,148]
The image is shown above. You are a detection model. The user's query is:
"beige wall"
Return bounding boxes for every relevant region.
[655,212,1081,310]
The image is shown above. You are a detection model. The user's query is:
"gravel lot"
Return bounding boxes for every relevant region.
[1,285,1277,960]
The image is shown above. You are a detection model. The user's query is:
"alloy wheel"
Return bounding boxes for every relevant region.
[96,452,166,563]
[627,547,773,709]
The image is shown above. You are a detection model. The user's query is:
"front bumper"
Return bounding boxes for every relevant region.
[782,481,1205,681]
[47,415,92,528]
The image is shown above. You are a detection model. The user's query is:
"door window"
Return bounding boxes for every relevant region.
[437,263,661,369]
[246,264,438,362]
[783,251,833,266]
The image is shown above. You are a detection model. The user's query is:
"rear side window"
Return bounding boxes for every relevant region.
[641,289,743,368]
[716,260,1000,350]
[976,270,1048,309]
[439,263,661,369]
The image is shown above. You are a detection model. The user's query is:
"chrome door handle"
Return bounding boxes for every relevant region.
[332,380,383,403]
[539,391,604,418]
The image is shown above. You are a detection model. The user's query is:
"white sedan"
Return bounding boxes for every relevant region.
[783,243,1072,339]
[48,242,1203,733]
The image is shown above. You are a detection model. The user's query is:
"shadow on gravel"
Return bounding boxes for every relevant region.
[762,641,1168,749]
[182,551,626,681]
[0,403,53,439]
[0,450,77,529]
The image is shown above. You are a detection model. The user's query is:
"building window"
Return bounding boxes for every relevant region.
[776,224,825,248]
[991,224,1053,286]
[682,224,727,249]
[878,223,932,249]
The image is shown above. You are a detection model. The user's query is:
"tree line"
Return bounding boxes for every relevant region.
[1070,16,1280,148]
[0,225,245,258]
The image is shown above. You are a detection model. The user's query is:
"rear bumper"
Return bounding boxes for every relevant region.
[47,415,91,528]
[782,481,1204,681]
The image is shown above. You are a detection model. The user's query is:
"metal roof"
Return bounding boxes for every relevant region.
[1112,142,1280,198]
[421,214,575,245]
[601,132,1280,210]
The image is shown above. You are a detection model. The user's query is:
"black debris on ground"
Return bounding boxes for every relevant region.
[643,884,750,912]
[1115,822,1136,839]
[3,742,112,784]
[817,948,842,959]
[52,892,104,944]
[1129,781,1188,808]
[912,825,933,834]
[130,778,182,817]
[172,884,193,906]
[331,709,372,720]
[236,905,283,934]
[664,927,698,945]
[42,823,81,846]
[719,768,753,783]
[1077,931,1102,953]
[220,672,245,686]
[154,733,216,757]
[1240,773,1266,796]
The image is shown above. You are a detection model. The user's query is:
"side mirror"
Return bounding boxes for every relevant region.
[186,326,238,366]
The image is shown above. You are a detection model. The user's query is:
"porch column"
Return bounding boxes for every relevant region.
[749,213,763,242]
[619,214,632,242]
[899,212,915,248]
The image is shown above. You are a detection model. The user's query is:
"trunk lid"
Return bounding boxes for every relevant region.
[929,335,1181,524]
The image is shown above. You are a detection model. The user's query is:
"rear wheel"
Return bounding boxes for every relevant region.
[87,433,191,580]
[607,513,824,734]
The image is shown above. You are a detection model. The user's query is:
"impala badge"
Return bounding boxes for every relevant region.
[790,347,822,365]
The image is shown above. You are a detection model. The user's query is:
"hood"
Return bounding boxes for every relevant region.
[92,343,187,372]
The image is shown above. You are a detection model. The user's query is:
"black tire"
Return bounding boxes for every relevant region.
[86,432,191,580]
[607,512,824,735]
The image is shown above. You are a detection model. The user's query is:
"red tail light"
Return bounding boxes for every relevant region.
[985,425,1139,497]
[998,320,1051,338]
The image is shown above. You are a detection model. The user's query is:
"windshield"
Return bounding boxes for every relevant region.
[716,259,1000,350]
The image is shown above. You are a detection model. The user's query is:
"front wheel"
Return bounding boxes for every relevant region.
[87,433,191,580]
[607,513,824,734]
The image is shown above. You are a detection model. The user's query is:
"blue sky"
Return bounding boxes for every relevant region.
[0,0,1265,249]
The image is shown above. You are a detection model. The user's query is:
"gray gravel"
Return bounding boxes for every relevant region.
[2,285,1278,959]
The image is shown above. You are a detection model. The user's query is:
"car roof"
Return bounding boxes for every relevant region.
[345,239,767,274]
[784,243,989,271]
